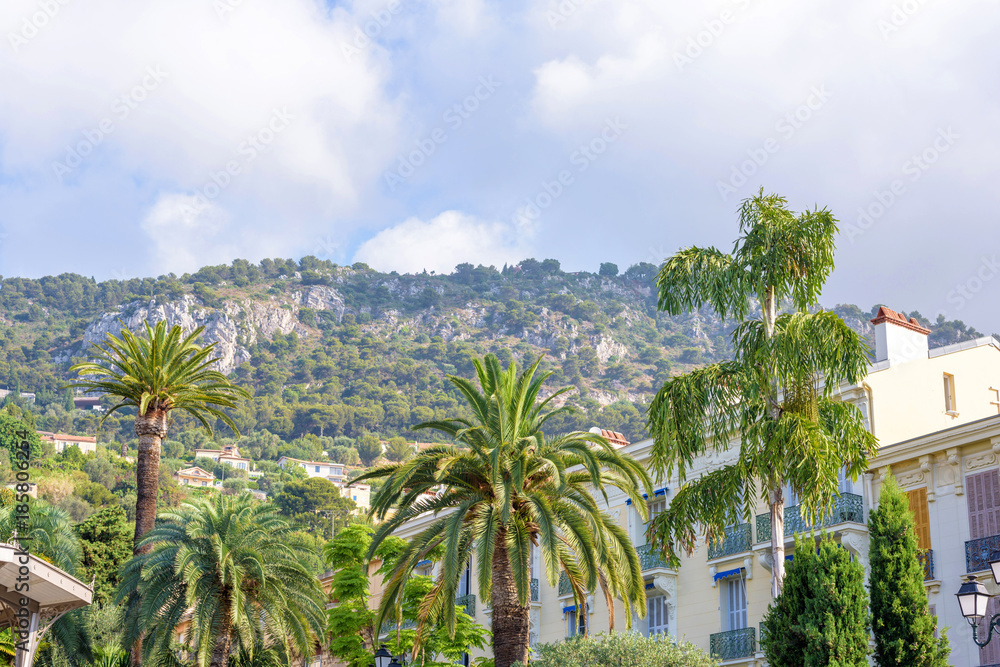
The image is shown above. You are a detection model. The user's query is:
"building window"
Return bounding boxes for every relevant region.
[647,594,669,637]
[722,575,747,631]
[315,466,321,473]
[566,606,587,637]
[944,373,957,414]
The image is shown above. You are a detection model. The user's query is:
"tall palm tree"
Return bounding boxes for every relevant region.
[69,321,249,553]
[647,189,878,597]
[116,493,326,667]
[355,355,652,667]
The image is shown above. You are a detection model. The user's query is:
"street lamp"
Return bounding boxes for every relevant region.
[373,645,393,667]
[957,552,1000,646]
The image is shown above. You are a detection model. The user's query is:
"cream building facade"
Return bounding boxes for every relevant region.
[375,308,1000,666]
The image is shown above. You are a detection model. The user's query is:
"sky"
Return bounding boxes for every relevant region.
[1,0,999,330]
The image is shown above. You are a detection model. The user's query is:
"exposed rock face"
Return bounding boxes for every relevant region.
[294,286,347,321]
[80,293,310,374]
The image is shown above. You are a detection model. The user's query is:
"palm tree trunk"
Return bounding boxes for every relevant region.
[209,613,233,667]
[491,531,530,667]
[133,409,167,555]
[130,409,168,667]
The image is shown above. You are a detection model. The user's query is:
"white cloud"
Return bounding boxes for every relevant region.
[140,194,235,275]
[0,0,402,274]
[353,210,534,274]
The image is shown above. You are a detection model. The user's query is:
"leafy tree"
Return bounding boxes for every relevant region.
[646,190,877,597]
[0,412,42,462]
[869,474,950,666]
[598,262,619,277]
[273,477,352,516]
[761,535,869,667]
[356,433,382,467]
[117,494,326,667]
[518,632,717,667]
[356,354,651,667]
[383,437,413,462]
[68,321,249,555]
[77,506,133,605]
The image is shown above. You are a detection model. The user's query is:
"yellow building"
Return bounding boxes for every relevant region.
[375,308,1000,666]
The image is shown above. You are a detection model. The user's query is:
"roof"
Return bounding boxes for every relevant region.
[36,432,96,443]
[588,427,629,447]
[277,456,345,469]
[176,466,215,479]
[870,306,931,335]
[0,542,92,617]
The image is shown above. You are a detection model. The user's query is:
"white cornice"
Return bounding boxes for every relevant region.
[872,414,1000,469]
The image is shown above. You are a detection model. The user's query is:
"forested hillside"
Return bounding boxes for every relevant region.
[0,256,987,461]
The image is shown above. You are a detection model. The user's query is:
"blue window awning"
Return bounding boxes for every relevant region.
[562,605,576,613]
[626,488,669,505]
[713,567,745,582]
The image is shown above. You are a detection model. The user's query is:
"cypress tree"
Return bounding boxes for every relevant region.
[869,473,950,666]
[762,534,869,666]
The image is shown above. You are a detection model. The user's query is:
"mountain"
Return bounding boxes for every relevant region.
[0,257,987,455]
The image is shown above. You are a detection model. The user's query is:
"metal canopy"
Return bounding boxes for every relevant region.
[0,542,94,667]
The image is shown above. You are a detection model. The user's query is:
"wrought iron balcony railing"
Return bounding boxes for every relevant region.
[708,523,752,560]
[531,577,539,602]
[558,571,572,596]
[710,627,756,661]
[455,594,476,617]
[636,543,670,571]
[917,549,934,580]
[755,493,865,541]
[966,534,1000,573]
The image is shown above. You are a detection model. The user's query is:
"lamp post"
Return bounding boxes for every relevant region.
[372,644,407,667]
[956,551,1000,646]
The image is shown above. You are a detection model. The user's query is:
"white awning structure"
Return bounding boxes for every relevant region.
[0,542,94,667]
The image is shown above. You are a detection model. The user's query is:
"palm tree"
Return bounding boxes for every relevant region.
[116,493,326,667]
[646,189,878,597]
[355,354,652,667]
[69,321,249,553]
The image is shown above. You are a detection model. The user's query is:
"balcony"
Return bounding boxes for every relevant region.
[636,543,670,571]
[708,524,752,560]
[917,549,935,581]
[710,627,756,661]
[965,534,1000,573]
[531,577,539,602]
[558,571,572,596]
[755,493,864,541]
[455,593,476,617]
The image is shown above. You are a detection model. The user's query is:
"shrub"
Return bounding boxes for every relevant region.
[516,633,718,667]
[869,473,950,666]
[762,534,869,666]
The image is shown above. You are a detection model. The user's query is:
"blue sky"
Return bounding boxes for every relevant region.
[1,0,999,329]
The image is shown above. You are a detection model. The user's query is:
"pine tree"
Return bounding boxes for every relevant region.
[762,534,869,666]
[869,473,950,666]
